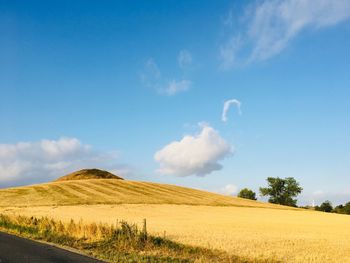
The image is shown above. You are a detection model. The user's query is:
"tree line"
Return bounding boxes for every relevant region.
[314,200,350,214]
[237,177,350,215]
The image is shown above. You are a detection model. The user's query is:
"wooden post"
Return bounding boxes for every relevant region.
[142,218,147,240]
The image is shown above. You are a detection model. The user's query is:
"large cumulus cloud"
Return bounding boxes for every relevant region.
[154,125,232,177]
[0,137,125,187]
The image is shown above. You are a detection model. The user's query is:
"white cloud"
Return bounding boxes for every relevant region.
[141,51,193,96]
[178,50,193,68]
[220,0,350,68]
[154,124,232,177]
[164,80,192,96]
[0,138,127,186]
[221,184,238,196]
[140,58,162,91]
[222,99,242,122]
[40,138,90,159]
[220,36,242,70]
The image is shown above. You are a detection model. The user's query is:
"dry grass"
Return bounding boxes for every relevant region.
[0,179,288,209]
[0,213,237,262]
[2,204,350,263]
[1,179,348,262]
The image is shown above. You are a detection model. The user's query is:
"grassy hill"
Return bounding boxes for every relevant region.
[1,171,349,262]
[0,177,289,209]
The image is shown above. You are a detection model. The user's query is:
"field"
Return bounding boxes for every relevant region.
[1,179,349,262]
[0,179,287,208]
[0,213,230,262]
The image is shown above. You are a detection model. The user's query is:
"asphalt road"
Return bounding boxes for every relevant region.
[0,232,104,263]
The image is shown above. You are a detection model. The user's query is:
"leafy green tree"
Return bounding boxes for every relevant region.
[237,188,257,200]
[344,202,350,214]
[333,204,344,214]
[336,202,350,214]
[316,200,333,212]
[259,177,303,207]
[331,202,350,214]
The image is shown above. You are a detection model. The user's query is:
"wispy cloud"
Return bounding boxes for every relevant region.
[0,138,129,187]
[141,50,193,96]
[222,99,242,122]
[220,184,238,196]
[178,49,193,69]
[164,80,192,96]
[140,58,162,91]
[154,124,232,177]
[220,0,350,68]
[220,36,242,70]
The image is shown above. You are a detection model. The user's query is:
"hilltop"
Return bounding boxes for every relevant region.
[55,169,124,182]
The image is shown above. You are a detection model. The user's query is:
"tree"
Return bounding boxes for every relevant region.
[238,188,257,200]
[334,202,350,214]
[333,204,344,214]
[332,205,346,214]
[344,202,350,214]
[316,201,333,212]
[259,177,303,207]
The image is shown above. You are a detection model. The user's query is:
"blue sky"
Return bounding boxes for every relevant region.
[1,0,350,205]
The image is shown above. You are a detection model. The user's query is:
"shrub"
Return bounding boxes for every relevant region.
[237,188,257,200]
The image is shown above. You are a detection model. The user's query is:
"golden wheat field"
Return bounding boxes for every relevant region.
[1,204,350,263]
[1,179,349,262]
[0,179,287,209]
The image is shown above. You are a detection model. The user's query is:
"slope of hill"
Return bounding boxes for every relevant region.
[0,179,291,209]
[2,175,349,262]
[55,169,123,181]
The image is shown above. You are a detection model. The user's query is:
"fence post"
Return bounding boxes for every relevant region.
[142,218,147,240]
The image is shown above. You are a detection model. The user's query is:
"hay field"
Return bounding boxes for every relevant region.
[0,179,286,209]
[0,179,349,262]
[2,204,350,263]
